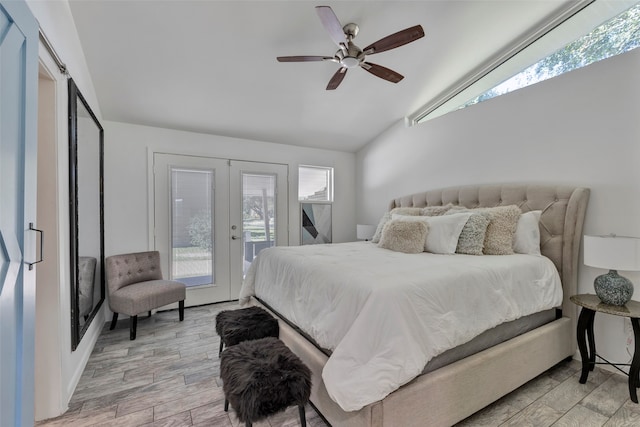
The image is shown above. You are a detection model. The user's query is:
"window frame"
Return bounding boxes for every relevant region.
[297,165,334,203]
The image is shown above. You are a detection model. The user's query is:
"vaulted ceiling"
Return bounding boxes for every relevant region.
[68,0,576,152]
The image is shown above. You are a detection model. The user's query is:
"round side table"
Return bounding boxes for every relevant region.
[570,293,640,403]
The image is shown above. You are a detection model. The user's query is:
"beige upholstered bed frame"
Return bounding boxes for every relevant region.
[253,184,590,427]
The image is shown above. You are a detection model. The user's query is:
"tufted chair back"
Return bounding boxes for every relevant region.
[105,251,163,294]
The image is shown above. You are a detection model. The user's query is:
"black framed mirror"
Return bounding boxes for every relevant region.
[69,78,105,351]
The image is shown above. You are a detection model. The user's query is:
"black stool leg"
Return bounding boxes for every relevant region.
[110,313,118,330]
[224,399,229,412]
[179,300,185,321]
[148,311,152,318]
[299,404,306,427]
[130,315,137,340]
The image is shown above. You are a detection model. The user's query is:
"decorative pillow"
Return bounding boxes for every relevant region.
[421,203,454,216]
[378,219,429,254]
[513,210,542,255]
[371,212,391,243]
[371,208,422,243]
[392,212,472,254]
[453,212,490,255]
[474,205,522,255]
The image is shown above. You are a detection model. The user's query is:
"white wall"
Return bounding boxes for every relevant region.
[27,0,104,420]
[103,120,356,275]
[357,48,640,368]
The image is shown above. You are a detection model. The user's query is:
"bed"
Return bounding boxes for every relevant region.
[240,183,589,427]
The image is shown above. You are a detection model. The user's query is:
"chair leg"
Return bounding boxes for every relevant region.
[299,404,306,427]
[179,300,184,321]
[130,315,137,340]
[224,399,229,412]
[110,312,118,330]
[148,311,152,318]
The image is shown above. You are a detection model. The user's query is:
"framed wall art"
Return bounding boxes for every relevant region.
[301,203,332,245]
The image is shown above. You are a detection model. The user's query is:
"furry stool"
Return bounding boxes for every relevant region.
[220,337,312,427]
[215,306,279,356]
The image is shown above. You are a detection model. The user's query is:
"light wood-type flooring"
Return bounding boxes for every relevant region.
[37,301,640,426]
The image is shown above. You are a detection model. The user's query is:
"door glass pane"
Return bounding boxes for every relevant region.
[171,168,213,286]
[242,173,276,274]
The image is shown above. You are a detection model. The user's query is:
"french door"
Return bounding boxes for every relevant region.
[153,154,287,305]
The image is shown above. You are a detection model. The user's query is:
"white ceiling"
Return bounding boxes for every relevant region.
[68,0,575,152]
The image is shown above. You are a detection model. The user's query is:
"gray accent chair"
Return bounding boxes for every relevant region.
[106,251,186,340]
[78,256,97,319]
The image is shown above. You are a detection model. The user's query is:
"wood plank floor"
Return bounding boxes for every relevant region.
[37,301,640,426]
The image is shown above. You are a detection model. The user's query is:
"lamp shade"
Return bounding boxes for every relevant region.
[584,235,640,271]
[357,224,376,241]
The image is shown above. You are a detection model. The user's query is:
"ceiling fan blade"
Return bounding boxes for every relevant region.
[316,6,347,47]
[360,62,404,83]
[277,56,332,62]
[363,25,425,55]
[326,67,347,90]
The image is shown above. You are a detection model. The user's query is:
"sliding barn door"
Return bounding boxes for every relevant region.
[0,1,39,425]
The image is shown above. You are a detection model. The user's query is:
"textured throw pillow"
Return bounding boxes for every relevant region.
[453,212,490,255]
[421,203,454,216]
[371,212,391,243]
[378,219,429,254]
[475,205,522,255]
[392,212,472,254]
[371,208,422,243]
[513,210,542,255]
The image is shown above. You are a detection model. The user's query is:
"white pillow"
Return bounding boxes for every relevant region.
[392,212,472,254]
[513,211,542,255]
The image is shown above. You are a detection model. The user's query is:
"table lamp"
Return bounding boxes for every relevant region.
[584,234,640,306]
[357,224,376,241]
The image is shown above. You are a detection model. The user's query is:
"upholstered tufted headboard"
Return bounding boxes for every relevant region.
[389,184,590,322]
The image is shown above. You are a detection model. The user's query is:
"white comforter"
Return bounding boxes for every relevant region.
[239,242,562,412]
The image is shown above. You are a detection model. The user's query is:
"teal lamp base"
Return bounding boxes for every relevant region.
[594,270,634,306]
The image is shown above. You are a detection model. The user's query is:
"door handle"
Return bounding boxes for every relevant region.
[231,235,239,240]
[27,222,44,270]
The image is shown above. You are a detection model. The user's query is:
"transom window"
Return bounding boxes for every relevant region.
[463,2,640,109]
[412,1,640,124]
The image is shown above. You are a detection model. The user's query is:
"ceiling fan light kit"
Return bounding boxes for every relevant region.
[276,6,425,90]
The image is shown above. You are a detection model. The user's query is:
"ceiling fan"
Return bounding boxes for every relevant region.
[277,6,425,90]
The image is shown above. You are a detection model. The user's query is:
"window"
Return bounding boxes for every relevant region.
[298,165,333,202]
[411,0,639,123]
[463,3,640,108]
